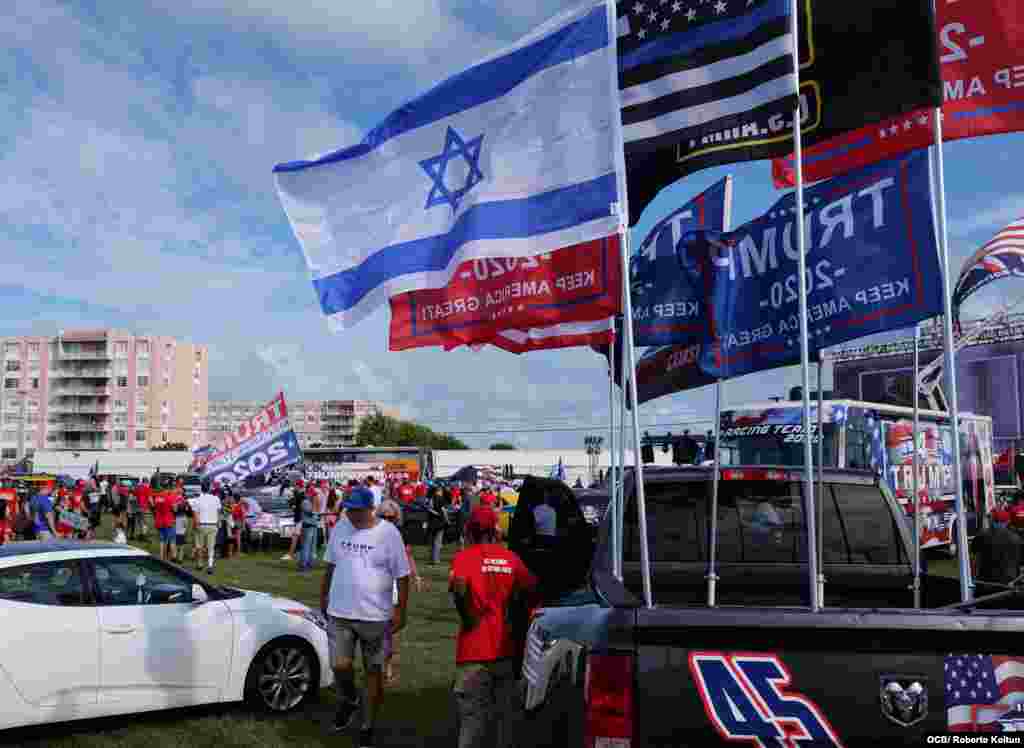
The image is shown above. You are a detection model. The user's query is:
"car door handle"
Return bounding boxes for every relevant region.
[103,624,137,634]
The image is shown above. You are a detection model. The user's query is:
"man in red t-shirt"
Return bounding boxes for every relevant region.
[397,481,415,505]
[415,482,427,501]
[449,506,537,748]
[152,488,178,562]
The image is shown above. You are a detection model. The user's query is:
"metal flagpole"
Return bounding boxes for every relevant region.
[606,0,652,608]
[789,0,820,612]
[618,344,627,578]
[609,323,620,580]
[707,379,724,606]
[931,108,971,602]
[706,175,732,607]
[619,358,627,560]
[912,323,922,609]
[620,232,652,608]
[816,353,825,606]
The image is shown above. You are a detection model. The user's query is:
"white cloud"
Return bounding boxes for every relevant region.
[948,193,1024,239]
[142,0,500,69]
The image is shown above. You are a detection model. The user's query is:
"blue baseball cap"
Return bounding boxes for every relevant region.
[344,486,375,510]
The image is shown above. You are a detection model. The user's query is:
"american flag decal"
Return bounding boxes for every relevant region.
[616,0,798,158]
[946,654,1024,732]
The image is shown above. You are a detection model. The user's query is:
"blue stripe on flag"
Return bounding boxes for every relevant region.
[618,0,789,73]
[275,6,609,174]
[312,173,617,316]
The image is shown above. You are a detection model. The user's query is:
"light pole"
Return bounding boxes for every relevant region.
[584,435,603,487]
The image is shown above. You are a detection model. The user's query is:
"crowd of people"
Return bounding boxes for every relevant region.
[0,470,551,748]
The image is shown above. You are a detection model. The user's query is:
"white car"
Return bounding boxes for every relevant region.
[0,541,333,731]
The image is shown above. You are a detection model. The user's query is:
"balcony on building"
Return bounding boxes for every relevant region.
[56,330,112,361]
[49,400,112,415]
[49,416,112,433]
[50,381,112,398]
[48,437,107,450]
[49,365,113,379]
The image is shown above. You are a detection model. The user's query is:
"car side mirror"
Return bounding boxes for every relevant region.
[191,584,209,604]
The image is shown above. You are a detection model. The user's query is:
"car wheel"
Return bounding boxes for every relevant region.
[246,638,318,713]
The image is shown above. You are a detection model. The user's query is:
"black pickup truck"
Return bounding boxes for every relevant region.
[517,466,1024,746]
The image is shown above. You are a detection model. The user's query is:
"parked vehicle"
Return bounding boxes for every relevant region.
[719,399,995,557]
[0,541,332,730]
[517,465,1024,745]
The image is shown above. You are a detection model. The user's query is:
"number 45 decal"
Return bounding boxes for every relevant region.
[688,652,844,747]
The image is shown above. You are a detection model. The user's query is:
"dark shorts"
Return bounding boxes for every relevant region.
[158,526,175,544]
[330,617,390,672]
[176,534,187,546]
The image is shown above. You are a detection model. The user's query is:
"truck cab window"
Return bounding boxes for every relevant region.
[625,481,706,563]
[831,484,904,565]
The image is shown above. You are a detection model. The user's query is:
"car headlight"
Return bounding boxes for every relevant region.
[282,608,328,632]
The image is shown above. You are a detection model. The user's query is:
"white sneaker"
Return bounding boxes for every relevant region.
[280,554,293,561]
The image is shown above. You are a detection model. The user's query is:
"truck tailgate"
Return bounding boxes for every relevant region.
[635,606,1024,745]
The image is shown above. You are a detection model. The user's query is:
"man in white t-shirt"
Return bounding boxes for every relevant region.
[192,481,222,574]
[321,486,410,747]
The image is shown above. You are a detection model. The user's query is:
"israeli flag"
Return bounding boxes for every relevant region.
[274,2,622,330]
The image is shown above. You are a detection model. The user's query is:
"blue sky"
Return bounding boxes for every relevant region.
[2,0,1022,449]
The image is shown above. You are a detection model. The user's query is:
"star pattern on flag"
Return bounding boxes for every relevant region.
[419,126,485,213]
[877,112,932,140]
[629,0,733,39]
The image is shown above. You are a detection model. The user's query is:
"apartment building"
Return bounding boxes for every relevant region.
[0,329,209,459]
[206,399,397,449]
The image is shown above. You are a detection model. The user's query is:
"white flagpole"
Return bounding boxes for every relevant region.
[609,322,620,580]
[912,323,922,609]
[606,0,652,607]
[789,0,819,611]
[618,339,627,578]
[931,108,971,602]
[816,352,825,606]
[706,175,733,608]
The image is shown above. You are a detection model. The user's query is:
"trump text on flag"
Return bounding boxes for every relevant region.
[695,150,943,378]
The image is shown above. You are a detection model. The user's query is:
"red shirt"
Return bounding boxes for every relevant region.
[479,491,497,508]
[398,484,415,504]
[152,493,176,529]
[231,503,245,524]
[137,485,152,512]
[449,544,537,664]
[451,487,463,507]
[415,483,427,499]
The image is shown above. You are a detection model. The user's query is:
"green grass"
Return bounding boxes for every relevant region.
[6,521,969,747]
[9,522,462,748]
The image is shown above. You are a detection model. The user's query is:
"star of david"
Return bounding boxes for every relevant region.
[419,126,485,213]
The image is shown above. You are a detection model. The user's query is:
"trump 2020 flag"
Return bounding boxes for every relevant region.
[274,3,621,330]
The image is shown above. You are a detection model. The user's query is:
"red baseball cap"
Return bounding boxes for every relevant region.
[467,506,498,532]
